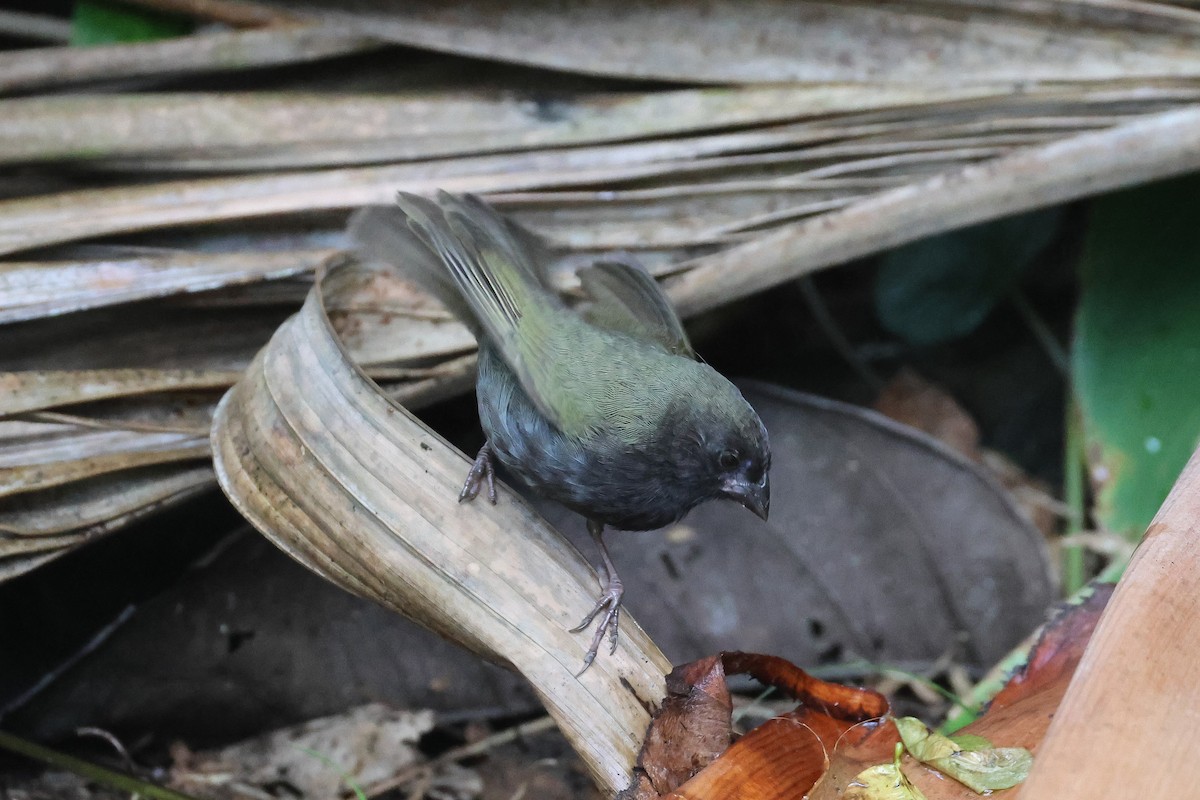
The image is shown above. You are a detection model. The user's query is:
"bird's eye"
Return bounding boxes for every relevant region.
[718,449,739,470]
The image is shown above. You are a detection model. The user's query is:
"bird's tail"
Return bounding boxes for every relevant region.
[349,201,480,332]
[349,192,559,341]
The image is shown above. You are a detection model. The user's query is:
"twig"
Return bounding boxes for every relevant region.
[1011,290,1069,375]
[0,605,136,721]
[74,727,136,773]
[796,276,885,391]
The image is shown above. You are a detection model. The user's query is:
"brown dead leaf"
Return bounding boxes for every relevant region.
[672,714,893,800]
[875,368,1059,537]
[624,652,888,799]
[985,584,1113,720]
[622,657,732,800]
[874,368,981,460]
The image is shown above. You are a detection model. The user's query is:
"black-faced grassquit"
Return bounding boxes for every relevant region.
[351,192,770,671]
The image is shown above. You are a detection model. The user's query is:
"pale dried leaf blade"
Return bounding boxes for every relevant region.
[0,158,668,257]
[210,264,670,796]
[0,550,59,583]
[0,249,335,324]
[0,463,215,536]
[0,440,210,497]
[0,25,380,94]
[0,86,1004,170]
[670,105,1200,316]
[0,370,244,416]
[279,0,1200,84]
[0,464,214,584]
[0,83,1011,255]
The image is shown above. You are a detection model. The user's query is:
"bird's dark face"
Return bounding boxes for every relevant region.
[709,414,771,521]
[666,377,771,522]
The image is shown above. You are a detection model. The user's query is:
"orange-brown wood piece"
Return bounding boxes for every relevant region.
[1019,445,1200,798]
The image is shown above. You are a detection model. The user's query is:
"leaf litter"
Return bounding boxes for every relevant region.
[622,587,1110,799]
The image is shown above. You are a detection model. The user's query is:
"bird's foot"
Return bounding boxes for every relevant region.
[458,443,497,504]
[570,572,623,676]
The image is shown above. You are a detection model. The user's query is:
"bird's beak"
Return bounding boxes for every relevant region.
[721,474,770,521]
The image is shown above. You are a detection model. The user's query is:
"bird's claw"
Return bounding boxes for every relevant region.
[458,444,497,504]
[571,574,623,675]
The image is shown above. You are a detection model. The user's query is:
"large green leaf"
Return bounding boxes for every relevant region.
[874,209,1063,345]
[72,1,192,47]
[1074,174,1200,537]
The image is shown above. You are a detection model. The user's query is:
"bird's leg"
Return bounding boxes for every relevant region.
[458,442,497,504]
[570,519,624,674]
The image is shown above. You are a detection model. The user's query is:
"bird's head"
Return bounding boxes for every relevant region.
[668,369,771,521]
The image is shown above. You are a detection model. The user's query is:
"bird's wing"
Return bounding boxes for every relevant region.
[395,191,609,434]
[578,258,695,359]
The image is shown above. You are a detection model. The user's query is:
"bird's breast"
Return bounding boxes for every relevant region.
[475,344,708,531]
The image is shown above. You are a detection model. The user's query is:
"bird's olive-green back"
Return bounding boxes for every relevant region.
[381,191,740,443]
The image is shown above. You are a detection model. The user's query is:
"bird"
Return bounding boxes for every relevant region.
[350,192,770,672]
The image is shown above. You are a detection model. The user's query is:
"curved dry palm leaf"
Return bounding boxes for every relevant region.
[0,25,380,94]
[279,0,1200,84]
[0,88,1194,257]
[209,264,670,796]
